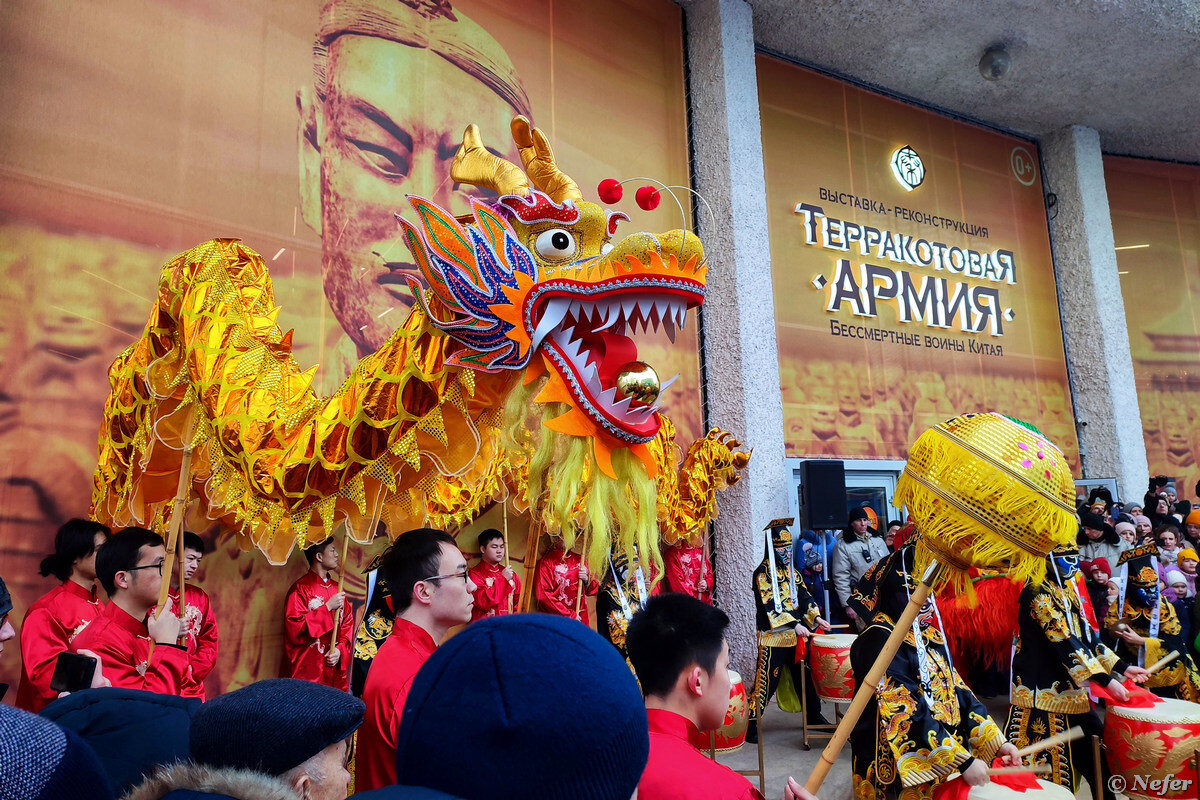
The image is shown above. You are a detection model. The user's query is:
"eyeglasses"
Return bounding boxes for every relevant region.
[421,567,470,585]
[126,559,165,577]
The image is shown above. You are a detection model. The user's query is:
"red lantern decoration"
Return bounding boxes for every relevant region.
[635,185,661,211]
[597,178,623,204]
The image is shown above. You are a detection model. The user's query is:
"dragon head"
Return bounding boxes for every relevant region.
[397,116,706,478]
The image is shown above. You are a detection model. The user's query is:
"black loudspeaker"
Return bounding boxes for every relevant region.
[800,460,846,530]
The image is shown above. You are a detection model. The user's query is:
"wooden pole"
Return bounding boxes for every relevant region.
[803,561,940,794]
[1146,650,1180,674]
[148,442,195,660]
[503,501,513,614]
[1091,735,1103,800]
[986,765,1051,776]
[330,533,351,654]
[1014,725,1082,759]
[573,530,589,622]
[177,528,186,619]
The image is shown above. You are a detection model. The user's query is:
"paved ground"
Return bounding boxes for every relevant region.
[713,695,1101,800]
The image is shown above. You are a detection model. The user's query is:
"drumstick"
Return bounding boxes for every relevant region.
[1146,650,1180,674]
[986,765,1051,776]
[822,623,851,630]
[1014,726,1083,759]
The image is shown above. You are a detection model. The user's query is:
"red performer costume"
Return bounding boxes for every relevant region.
[71,602,189,695]
[467,528,522,621]
[164,584,218,699]
[663,543,713,604]
[358,616,438,792]
[535,546,598,626]
[282,570,354,690]
[639,709,764,800]
[16,580,104,711]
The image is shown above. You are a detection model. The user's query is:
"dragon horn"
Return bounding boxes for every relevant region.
[451,124,531,197]
[511,115,583,204]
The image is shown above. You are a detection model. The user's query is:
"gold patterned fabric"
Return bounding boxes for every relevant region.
[850,611,1004,793]
[1011,575,1125,714]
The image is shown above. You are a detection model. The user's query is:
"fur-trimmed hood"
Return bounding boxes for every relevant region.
[121,762,300,800]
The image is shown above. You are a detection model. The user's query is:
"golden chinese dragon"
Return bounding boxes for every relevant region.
[91,116,748,572]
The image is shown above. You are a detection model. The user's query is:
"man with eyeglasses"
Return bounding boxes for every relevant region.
[71,527,188,695]
[357,527,476,792]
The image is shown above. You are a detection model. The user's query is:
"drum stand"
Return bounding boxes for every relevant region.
[707,709,765,795]
[798,658,847,751]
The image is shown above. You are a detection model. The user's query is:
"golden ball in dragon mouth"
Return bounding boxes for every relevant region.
[616,361,661,405]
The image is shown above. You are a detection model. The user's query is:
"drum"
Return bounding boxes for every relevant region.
[1105,697,1200,800]
[810,633,856,701]
[966,779,1075,799]
[687,669,750,753]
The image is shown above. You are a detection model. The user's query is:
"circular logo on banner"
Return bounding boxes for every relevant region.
[890,146,925,192]
[1011,146,1037,186]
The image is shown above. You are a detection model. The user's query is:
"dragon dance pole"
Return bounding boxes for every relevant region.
[329,533,352,657]
[503,500,513,614]
[148,438,196,660]
[574,530,590,621]
[803,561,941,794]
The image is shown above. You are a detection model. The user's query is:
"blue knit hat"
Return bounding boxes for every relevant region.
[395,615,648,800]
[0,704,113,800]
[190,678,364,776]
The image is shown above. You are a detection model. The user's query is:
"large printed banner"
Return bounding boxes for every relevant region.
[0,0,695,698]
[1105,156,1200,499]
[758,55,1081,465]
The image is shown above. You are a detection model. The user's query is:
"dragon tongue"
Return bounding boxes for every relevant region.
[594,333,639,388]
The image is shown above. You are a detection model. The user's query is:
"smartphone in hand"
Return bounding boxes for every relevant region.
[50,652,98,694]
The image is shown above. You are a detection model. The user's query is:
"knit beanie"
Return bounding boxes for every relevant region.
[1180,549,1198,565]
[848,506,871,524]
[1132,514,1152,530]
[1187,510,1200,527]
[395,615,649,800]
[190,678,364,776]
[1123,502,1143,515]
[0,704,113,800]
[1167,570,1187,588]
[1089,557,1111,577]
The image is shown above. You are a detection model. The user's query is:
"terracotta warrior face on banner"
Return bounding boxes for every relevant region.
[298,0,531,354]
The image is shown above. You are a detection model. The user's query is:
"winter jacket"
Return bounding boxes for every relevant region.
[122,763,299,800]
[831,534,891,609]
[41,687,201,797]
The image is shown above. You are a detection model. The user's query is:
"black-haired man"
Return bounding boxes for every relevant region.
[283,537,354,690]
[629,594,817,800]
[71,528,187,695]
[467,528,521,621]
[17,519,109,711]
[357,528,477,791]
[164,531,219,699]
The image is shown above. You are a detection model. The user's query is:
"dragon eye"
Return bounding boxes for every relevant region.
[534,229,578,261]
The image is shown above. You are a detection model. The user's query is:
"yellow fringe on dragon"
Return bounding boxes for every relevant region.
[91,116,710,567]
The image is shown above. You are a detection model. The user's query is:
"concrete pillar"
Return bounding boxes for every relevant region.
[1040,125,1148,499]
[683,0,789,675]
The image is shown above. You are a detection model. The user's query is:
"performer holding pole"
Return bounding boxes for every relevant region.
[468,528,521,621]
[283,536,354,689]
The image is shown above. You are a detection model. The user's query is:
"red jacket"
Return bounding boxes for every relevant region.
[357,617,438,792]
[70,601,189,695]
[664,544,714,604]
[468,561,522,621]
[283,571,354,690]
[535,548,598,626]
[639,709,764,800]
[16,580,105,711]
[165,585,219,699]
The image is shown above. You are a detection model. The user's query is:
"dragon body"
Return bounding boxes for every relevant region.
[92,117,746,569]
